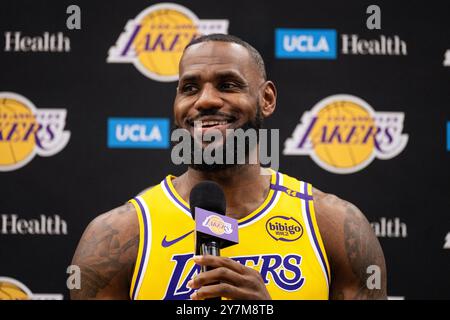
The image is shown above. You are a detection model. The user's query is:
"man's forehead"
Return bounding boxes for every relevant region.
[179,41,254,78]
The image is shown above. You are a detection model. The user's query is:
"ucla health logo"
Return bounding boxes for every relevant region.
[0,92,70,172]
[275,29,337,59]
[284,94,408,174]
[266,216,303,242]
[276,28,407,59]
[107,3,228,81]
[108,118,169,149]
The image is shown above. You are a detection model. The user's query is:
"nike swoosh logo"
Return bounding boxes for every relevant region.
[161,230,194,248]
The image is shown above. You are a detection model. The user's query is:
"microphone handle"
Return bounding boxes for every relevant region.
[200,240,220,271]
[199,240,221,301]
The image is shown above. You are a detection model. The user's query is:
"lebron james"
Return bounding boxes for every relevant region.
[70,34,387,300]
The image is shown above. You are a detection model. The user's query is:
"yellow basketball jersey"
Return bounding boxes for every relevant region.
[128,170,330,300]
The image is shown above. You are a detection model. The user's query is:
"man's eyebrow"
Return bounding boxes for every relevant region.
[178,73,201,84]
[215,70,247,83]
[178,70,248,84]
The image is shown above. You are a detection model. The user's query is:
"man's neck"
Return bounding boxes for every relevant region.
[172,165,272,220]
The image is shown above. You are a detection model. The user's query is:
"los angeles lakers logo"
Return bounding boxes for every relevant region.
[283,94,408,174]
[0,92,70,172]
[107,3,229,82]
[0,277,62,300]
[202,215,233,236]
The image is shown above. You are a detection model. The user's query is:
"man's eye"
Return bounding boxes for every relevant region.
[220,82,239,90]
[181,84,198,93]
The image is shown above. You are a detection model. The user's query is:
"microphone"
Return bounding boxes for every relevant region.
[190,181,226,259]
[189,181,239,299]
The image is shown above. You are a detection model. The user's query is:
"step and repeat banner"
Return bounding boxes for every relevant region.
[0,0,449,299]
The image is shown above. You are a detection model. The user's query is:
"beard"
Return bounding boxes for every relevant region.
[172,105,264,172]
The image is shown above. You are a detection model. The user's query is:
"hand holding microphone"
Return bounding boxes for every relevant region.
[188,181,272,300]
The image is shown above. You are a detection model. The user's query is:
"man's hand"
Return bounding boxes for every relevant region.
[187,255,272,300]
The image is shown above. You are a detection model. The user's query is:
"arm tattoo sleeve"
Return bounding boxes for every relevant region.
[343,202,387,299]
[71,207,138,299]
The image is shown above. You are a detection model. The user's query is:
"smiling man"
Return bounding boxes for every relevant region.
[70,34,387,300]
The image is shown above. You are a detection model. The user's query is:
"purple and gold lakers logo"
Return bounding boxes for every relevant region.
[283,94,408,174]
[266,216,303,242]
[0,92,70,172]
[107,3,229,82]
[0,277,62,300]
[165,253,305,299]
[202,215,232,236]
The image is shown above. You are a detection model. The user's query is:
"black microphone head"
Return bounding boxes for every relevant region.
[189,181,226,219]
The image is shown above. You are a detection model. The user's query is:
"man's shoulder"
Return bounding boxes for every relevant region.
[312,187,369,229]
[310,188,387,299]
[95,181,163,234]
[87,202,139,237]
[310,187,368,267]
[275,171,366,226]
[275,171,360,220]
[70,202,139,299]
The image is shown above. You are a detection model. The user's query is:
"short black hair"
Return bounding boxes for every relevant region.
[184,33,267,80]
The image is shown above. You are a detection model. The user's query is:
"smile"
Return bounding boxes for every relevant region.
[187,116,237,129]
[199,119,231,127]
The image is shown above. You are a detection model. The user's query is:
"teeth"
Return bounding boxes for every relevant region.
[201,120,228,126]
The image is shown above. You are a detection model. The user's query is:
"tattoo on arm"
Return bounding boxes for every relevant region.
[342,202,387,299]
[71,204,139,299]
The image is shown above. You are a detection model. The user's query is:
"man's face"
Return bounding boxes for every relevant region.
[174,41,264,141]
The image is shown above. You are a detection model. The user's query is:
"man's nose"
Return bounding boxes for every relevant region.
[193,83,223,112]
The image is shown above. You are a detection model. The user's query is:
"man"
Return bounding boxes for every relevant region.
[70,34,386,300]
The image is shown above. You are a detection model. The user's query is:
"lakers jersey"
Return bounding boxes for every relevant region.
[128,170,330,300]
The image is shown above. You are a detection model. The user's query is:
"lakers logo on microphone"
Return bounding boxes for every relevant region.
[107,3,229,82]
[283,94,408,174]
[0,92,70,172]
[202,215,233,236]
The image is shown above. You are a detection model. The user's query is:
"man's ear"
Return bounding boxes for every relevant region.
[259,81,277,118]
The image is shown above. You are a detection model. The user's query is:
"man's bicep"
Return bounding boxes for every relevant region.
[332,201,387,299]
[314,191,387,300]
[70,204,139,300]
